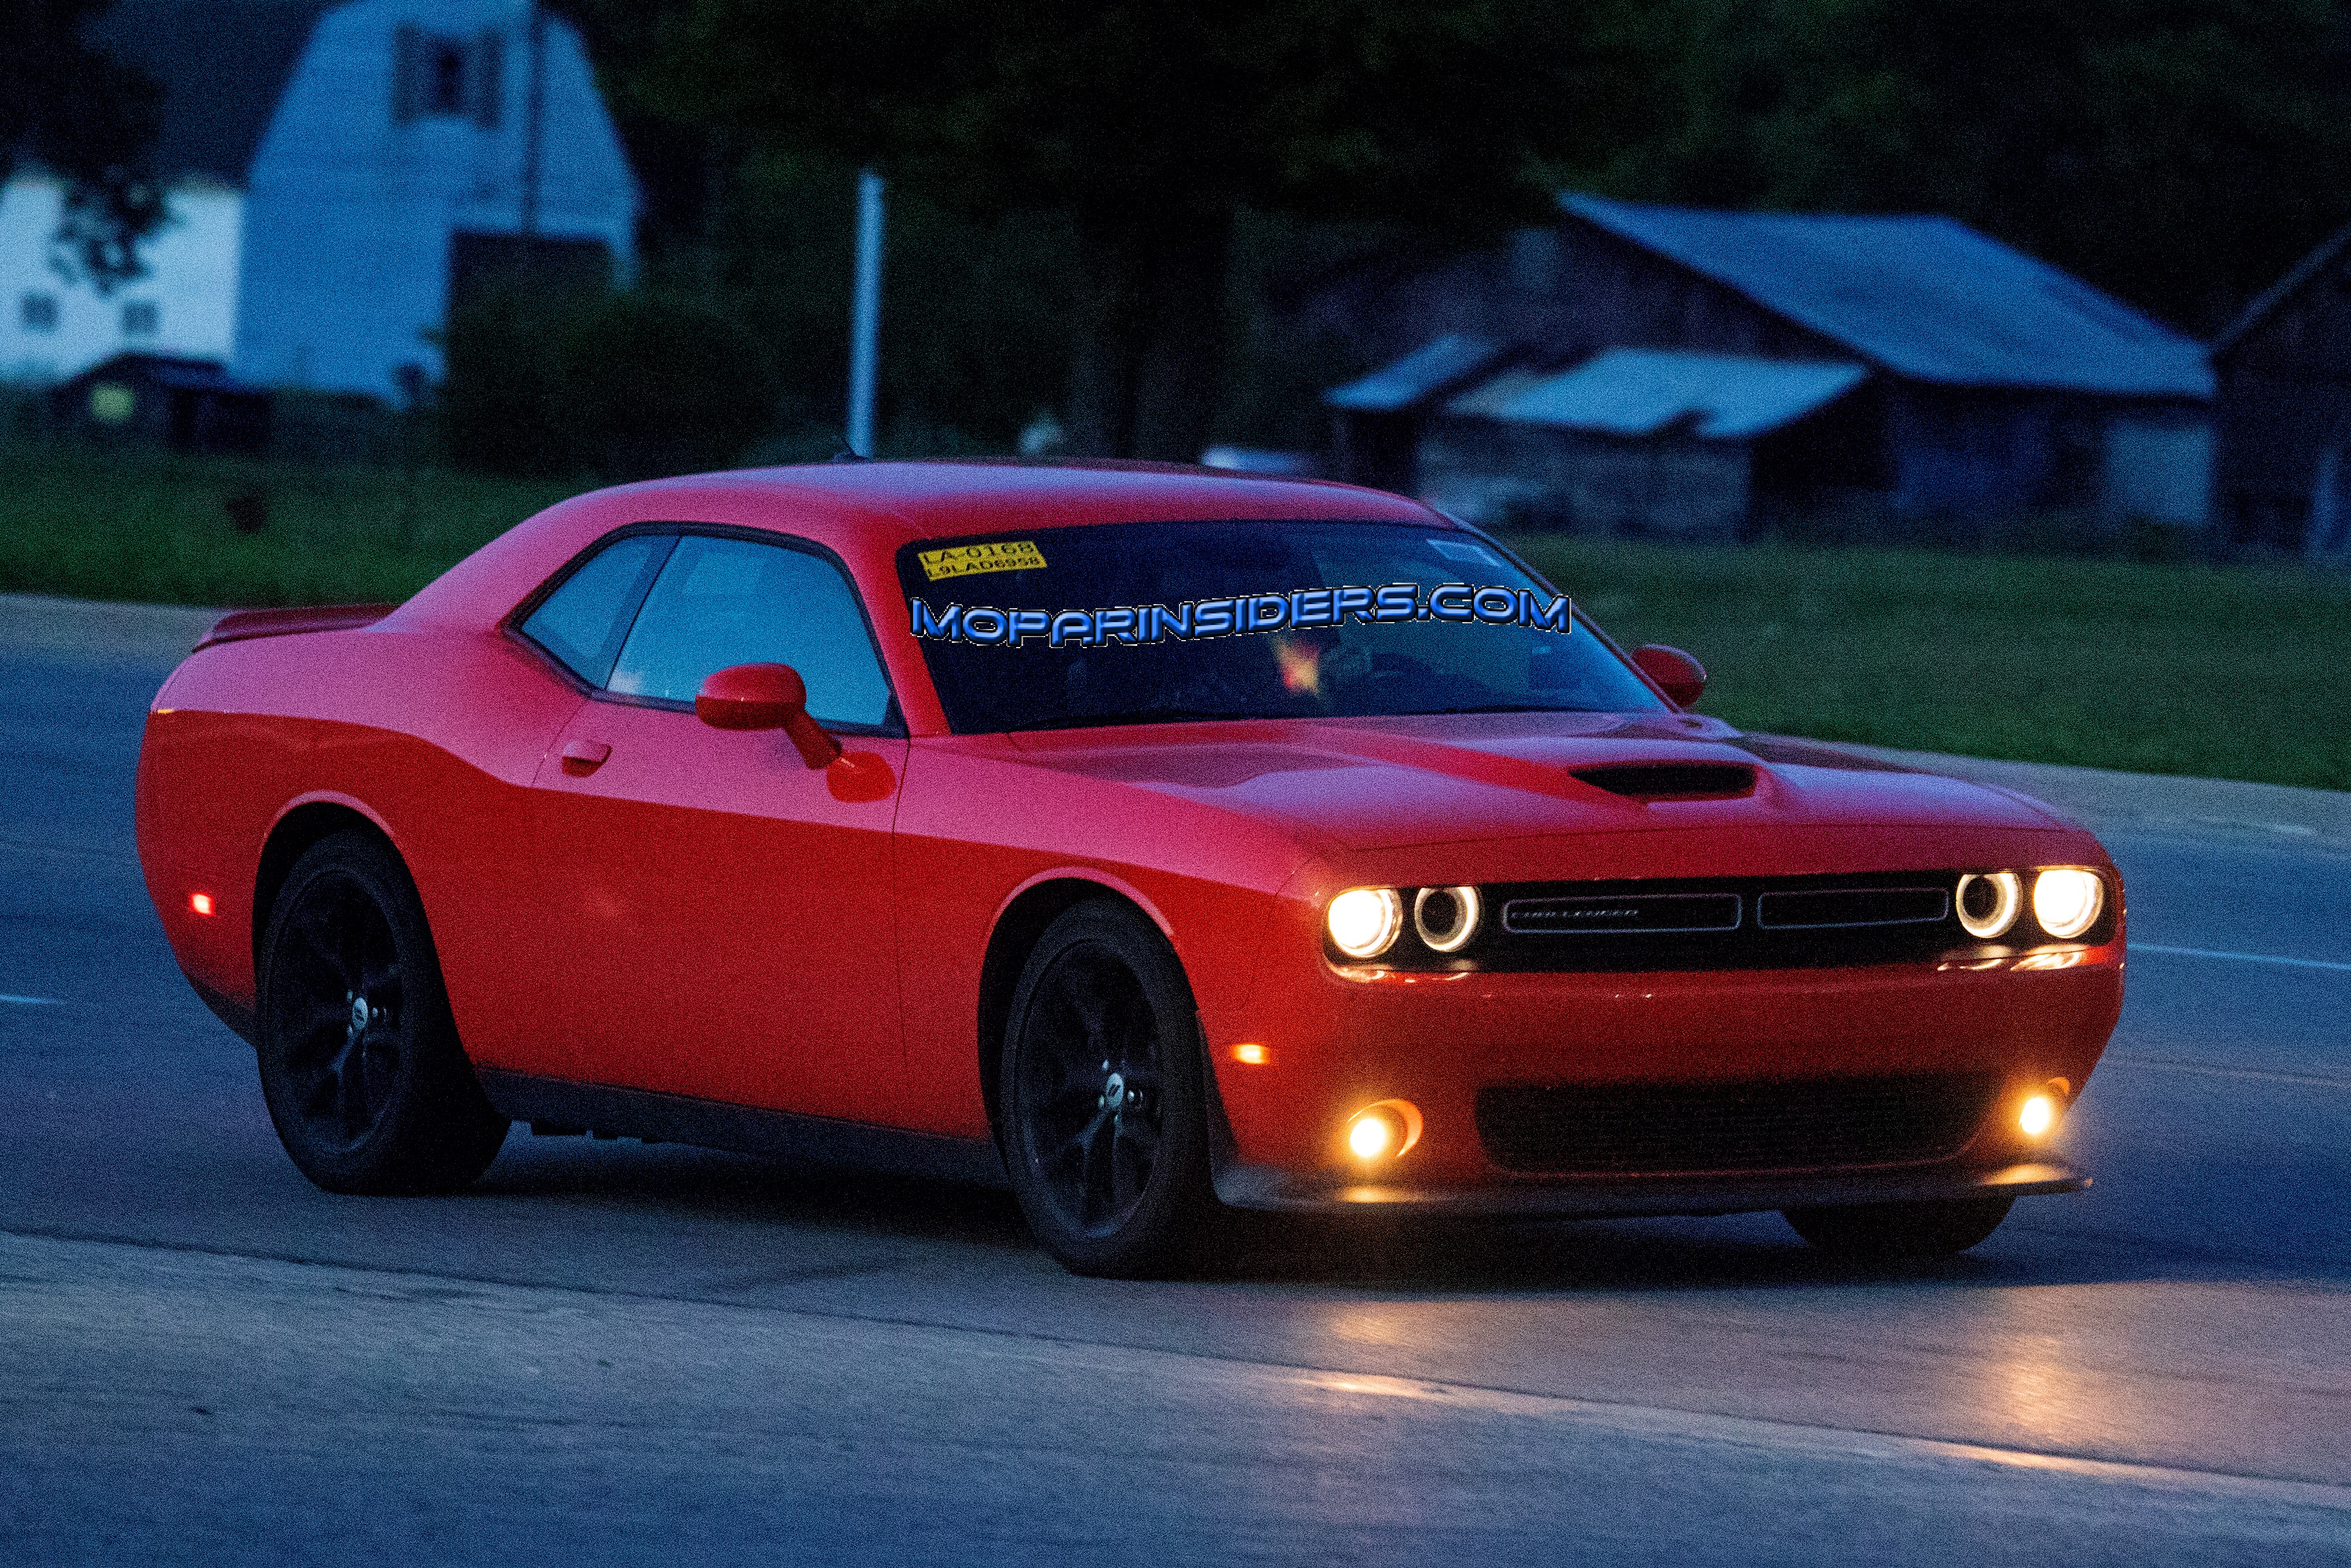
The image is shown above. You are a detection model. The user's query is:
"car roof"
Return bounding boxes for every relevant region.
[587,460,1438,546]
[396,460,1447,633]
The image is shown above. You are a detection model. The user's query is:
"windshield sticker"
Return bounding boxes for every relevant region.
[909,583,1574,648]
[1426,538,1502,568]
[918,539,1048,580]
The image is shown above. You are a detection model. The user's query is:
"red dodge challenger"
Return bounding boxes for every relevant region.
[135,463,2122,1276]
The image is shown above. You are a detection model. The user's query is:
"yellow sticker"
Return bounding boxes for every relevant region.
[918,539,1047,580]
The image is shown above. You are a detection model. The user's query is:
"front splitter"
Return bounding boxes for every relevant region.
[1212,1158,2087,1219]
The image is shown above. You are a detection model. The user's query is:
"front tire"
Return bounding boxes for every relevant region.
[1781,1195,2015,1263]
[999,901,1220,1277]
[255,831,508,1194]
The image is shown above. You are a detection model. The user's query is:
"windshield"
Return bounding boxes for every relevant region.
[895,520,1663,733]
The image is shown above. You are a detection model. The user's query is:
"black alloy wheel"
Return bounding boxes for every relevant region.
[1001,901,1220,1277]
[256,832,508,1194]
[1781,1194,2016,1264]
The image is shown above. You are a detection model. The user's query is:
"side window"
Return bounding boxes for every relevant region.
[518,533,672,687]
[607,535,894,727]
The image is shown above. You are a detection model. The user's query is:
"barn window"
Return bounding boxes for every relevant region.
[121,301,159,337]
[394,24,503,128]
[19,293,59,332]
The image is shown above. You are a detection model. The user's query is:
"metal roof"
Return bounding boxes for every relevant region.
[1442,368,1553,419]
[1561,193,2213,400]
[1487,350,1868,440]
[1324,333,1512,411]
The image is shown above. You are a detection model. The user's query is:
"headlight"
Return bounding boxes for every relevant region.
[2032,868,2105,940]
[1412,886,1481,952]
[1955,871,2022,938]
[1327,887,1403,959]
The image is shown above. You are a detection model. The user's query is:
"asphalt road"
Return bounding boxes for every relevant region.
[2,595,2346,1566]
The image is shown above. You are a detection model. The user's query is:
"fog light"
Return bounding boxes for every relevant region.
[1344,1099,1423,1161]
[2020,1095,2056,1137]
[1956,871,2021,938]
[2032,868,2104,940]
[1327,887,1403,959]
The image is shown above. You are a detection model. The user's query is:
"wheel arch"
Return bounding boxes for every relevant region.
[253,799,401,965]
[975,873,1173,1141]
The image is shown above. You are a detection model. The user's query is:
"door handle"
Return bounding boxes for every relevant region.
[560,739,612,776]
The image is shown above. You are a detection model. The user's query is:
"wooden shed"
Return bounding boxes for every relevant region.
[49,352,273,454]
[1310,196,2214,538]
[2210,224,2351,562]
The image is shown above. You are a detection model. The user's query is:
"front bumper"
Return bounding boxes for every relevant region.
[1211,1156,2087,1218]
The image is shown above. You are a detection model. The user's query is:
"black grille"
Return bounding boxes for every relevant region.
[1755,887,1948,929]
[1474,1073,2001,1175]
[1503,892,1742,935]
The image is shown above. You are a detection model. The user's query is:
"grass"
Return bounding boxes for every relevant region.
[0,448,2343,790]
[1510,533,2351,792]
[0,448,576,608]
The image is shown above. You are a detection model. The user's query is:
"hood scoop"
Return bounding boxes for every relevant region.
[1573,761,1757,802]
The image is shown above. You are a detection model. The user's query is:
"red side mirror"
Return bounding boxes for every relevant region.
[1631,645,1707,708]
[694,663,842,769]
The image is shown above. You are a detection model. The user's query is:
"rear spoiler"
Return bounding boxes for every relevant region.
[194,604,399,651]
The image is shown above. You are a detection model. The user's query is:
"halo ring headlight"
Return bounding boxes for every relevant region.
[1327,887,1403,960]
[2032,868,2105,940]
[1956,871,2023,939]
[1411,886,1482,953]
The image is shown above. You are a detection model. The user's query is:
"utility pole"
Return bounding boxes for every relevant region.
[519,0,546,237]
[846,168,885,458]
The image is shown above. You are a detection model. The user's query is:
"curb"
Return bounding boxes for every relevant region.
[1839,743,2351,850]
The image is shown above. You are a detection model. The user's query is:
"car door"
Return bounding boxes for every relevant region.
[525,528,908,1123]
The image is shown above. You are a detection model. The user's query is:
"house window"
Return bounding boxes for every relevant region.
[394,24,502,128]
[122,300,159,337]
[20,293,59,332]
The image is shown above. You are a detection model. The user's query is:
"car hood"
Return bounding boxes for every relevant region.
[1002,711,2064,852]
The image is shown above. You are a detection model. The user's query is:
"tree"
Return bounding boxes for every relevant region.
[623,1,1620,460]
[2,0,165,288]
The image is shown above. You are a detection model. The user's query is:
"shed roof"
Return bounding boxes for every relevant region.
[2210,220,2351,358]
[61,352,269,396]
[1324,333,1512,411]
[1487,350,1868,440]
[1561,193,2212,400]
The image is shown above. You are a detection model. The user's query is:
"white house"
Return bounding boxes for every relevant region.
[0,0,637,401]
[1,174,243,383]
[237,0,639,397]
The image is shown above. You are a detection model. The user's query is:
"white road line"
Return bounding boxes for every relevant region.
[1306,1371,2351,1514]
[2112,1056,2351,1090]
[2128,942,2351,973]
[0,993,62,1006]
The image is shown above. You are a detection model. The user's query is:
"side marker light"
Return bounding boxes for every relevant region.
[1232,1043,1270,1066]
[189,893,214,916]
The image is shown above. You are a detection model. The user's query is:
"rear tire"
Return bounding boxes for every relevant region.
[999,901,1221,1277]
[255,832,508,1194]
[1781,1195,2015,1263]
